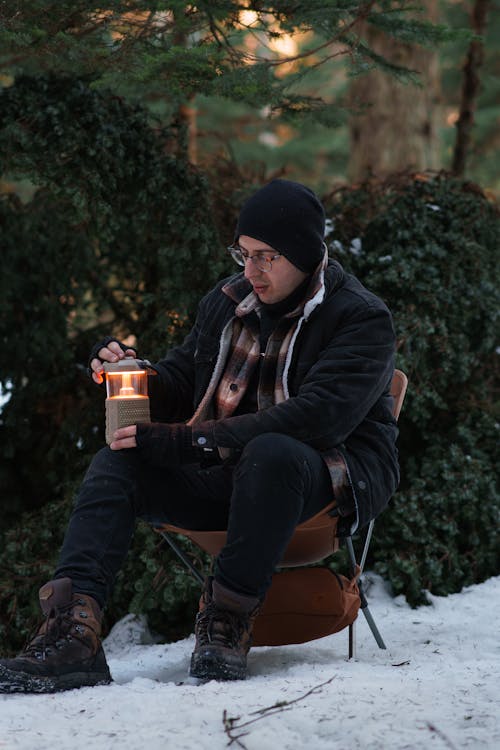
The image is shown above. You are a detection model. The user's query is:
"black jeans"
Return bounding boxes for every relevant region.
[55,433,333,607]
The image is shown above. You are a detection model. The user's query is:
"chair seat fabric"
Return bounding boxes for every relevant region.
[159,501,339,567]
[252,567,360,646]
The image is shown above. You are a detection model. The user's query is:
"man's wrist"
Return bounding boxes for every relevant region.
[191,423,217,454]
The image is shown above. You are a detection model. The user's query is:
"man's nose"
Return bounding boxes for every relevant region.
[244,259,261,280]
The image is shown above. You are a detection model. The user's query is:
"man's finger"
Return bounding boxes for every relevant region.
[90,357,104,384]
[97,344,136,363]
[91,357,103,372]
[97,346,121,363]
[110,436,137,450]
[111,426,137,449]
[114,425,137,440]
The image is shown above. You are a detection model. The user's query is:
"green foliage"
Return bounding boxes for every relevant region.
[376,428,500,604]
[368,12,463,47]
[0,190,99,525]
[0,497,71,657]
[108,524,209,643]
[0,496,208,656]
[0,75,223,531]
[0,2,456,119]
[440,0,500,190]
[0,74,226,653]
[325,173,500,604]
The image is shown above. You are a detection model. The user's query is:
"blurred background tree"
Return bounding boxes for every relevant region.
[347,0,441,180]
[0,2,498,651]
[1,2,497,191]
[192,0,497,191]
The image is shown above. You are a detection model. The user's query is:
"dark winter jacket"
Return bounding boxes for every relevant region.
[149,259,399,533]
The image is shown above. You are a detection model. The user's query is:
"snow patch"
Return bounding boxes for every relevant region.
[0,381,12,413]
[2,575,500,749]
[349,237,362,256]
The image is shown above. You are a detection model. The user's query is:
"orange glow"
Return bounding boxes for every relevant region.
[107,10,168,42]
[119,372,134,397]
[269,34,298,58]
[239,10,258,27]
[106,371,147,399]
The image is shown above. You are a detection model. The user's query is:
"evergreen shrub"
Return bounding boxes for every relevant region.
[0,75,223,527]
[0,495,207,655]
[324,173,500,604]
[0,75,220,653]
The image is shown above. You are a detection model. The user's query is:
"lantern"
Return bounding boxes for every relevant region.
[103,359,150,445]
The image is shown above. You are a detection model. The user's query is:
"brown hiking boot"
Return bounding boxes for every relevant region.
[0,577,112,693]
[189,577,260,681]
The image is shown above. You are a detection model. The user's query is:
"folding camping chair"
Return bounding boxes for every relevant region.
[154,369,408,659]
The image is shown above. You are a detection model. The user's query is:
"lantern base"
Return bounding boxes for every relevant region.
[105,398,150,445]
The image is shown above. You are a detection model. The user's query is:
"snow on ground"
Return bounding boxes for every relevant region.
[1,573,499,750]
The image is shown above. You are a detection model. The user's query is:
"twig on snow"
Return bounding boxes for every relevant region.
[222,676,336,747]
[426,721,459,750]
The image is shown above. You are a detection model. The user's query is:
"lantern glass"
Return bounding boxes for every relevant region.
[103,359,151,444]
[105,370,148,399]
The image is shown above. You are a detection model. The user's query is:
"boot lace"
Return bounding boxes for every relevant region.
[22,599,97,660]
[197,602,247,650]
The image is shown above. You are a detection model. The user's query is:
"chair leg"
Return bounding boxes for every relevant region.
[155,528,205,586]
[360,603,387,650]
[345,527,387,651]
[358,578,386,649]
[359,519,375,572]
[348,621,356,660]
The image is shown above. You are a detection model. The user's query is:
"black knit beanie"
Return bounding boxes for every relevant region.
[235,179,326,273]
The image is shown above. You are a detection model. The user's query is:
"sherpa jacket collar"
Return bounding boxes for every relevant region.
[221,248,331,322]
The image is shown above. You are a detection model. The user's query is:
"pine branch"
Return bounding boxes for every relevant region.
[232,1,378,69]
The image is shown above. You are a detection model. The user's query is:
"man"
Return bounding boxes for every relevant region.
[0,179,399,692]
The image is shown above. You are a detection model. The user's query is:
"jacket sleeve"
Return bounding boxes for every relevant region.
[146,302,208,424]
[146,276,235,423]
[147,328,197,422]
[192,300,396,452]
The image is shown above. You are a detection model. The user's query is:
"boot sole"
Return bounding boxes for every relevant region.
[0,664,112,694]
[190,649,247,681]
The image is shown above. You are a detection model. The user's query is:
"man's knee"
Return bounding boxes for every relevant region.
[84,445,139,482]
[236,433,306,475]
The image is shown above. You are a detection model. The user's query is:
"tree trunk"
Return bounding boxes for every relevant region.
[175,98,198,164]
[348,1,441,181]
[451,0,491,177]
[172,10,198,164]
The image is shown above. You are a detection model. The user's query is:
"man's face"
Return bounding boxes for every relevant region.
[239,235,308,304]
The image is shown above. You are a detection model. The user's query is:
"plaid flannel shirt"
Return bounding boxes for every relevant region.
[188,253,352,508]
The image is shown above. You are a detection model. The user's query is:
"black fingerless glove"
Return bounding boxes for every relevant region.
[87,336,138,378]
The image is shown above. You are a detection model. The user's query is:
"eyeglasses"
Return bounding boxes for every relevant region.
[227,244,282,273]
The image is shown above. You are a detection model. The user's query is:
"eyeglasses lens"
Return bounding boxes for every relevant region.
[228,246,272,272]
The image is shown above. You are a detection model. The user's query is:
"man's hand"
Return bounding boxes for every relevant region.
[117,422,198,466]
[110,422,219,467]
[110,425,137,450]
[89,338,137,384]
